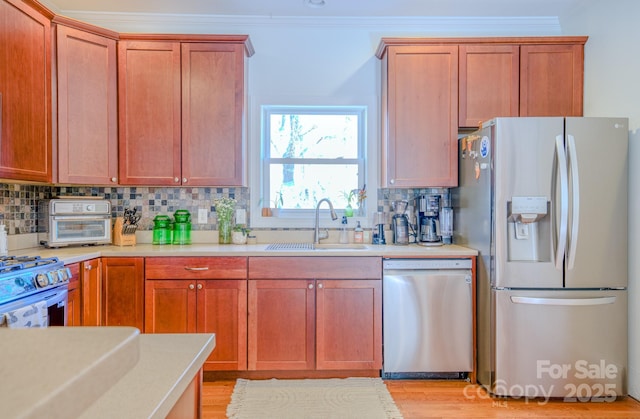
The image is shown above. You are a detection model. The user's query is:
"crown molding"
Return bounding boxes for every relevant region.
[50,12,562,35]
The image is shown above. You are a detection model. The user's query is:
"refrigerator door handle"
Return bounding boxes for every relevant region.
[566,134,580,270]
[554,135,569,270]
[510,296,617,306]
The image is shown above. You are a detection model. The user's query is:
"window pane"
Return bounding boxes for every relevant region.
[269,114,359,159]
[269,164,359,209]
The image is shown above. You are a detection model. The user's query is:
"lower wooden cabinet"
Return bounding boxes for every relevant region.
[144,257,248,371]
[101,257,145,330]
[247,257,382,372]
[66,263,82,326]
[81,258,102,326]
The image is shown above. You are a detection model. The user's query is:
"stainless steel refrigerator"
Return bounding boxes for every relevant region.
[454,117,628,398]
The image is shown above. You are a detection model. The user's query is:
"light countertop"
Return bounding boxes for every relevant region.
[0,327,215,419]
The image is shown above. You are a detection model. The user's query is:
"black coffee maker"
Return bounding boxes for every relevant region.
[416,194,442,246]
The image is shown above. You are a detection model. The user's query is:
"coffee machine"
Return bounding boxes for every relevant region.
[416,194,442,246]
[391,200,409,245]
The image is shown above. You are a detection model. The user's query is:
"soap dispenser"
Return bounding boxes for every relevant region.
[339,216,349,244]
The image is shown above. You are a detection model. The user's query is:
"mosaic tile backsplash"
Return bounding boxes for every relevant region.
[0,183,446,235]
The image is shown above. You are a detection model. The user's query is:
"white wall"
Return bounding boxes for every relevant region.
[561,0,640,400]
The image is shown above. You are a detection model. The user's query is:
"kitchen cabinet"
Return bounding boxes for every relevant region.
[66,262,81,326]
[379,44,459,188]
[101,257,144,331]
[247,257,382,372]
[145,257,247,371]
[54,20,119,185]
[118,36,253,186]
[81,258,102,326]
[0,0,52,182]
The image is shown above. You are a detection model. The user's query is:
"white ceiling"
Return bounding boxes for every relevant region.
[42,0,585,18]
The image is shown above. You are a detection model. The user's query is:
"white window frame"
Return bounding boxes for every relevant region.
[249,95,379,229]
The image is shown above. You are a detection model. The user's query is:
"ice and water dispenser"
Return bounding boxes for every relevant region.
[506,196,551,262]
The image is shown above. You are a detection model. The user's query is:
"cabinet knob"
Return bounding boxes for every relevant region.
[189,284,195,290]
[390,179,395,184]
[318,283,323,289]
[174,177,180,183]
[110,177,117,183]
[197,283,203,290]
[85,264,92,271]
[308,283,314,289]
[183,178,188,183]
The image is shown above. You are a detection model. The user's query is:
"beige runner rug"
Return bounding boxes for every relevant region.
[226,377,404,418]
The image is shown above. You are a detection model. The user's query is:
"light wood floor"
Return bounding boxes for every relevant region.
[202,379,640,418]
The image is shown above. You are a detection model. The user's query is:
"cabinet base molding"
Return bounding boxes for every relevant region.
[203,369,381,381]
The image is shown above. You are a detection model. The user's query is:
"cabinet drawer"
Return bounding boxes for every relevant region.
[145,257,247,279]
[248,257,381,280]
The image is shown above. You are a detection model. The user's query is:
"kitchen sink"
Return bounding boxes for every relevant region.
[265,243,368,251]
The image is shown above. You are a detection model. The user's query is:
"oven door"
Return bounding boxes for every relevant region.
[50,215,112,246]
[0,286,68,327]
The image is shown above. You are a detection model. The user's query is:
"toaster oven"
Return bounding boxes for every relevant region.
[38,199,112,248]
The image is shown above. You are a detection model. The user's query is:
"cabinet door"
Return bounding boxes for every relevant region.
[182,43,245,186]
[459,45,519,129]
[197,280,247,370]
[102,257,144,331]
[118,41,181,185]
[520,44,584,117]
[0,0,51,182]
[145,279,197,333]
[81,258,102,326]
[248,279,315,370]
[383,45,458,187]
[316,279,382,370]
[66,263,81,326]
[56,25,118,185]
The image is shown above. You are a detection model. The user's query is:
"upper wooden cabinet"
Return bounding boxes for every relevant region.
[55,20,119,185]
[118,36,253,186]
[0,0,52,182]
[379,45,459,188]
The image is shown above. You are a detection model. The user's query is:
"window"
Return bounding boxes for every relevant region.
[261,105,366,214]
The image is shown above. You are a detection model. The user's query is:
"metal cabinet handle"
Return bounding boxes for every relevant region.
[183,178,188,183]
[110,177,117,183]
[174,177,180,183]
[197,283,203,290]
[390,179,395,184]
[318,283,323,289]
[184,267,209,271]
[308,283,314,289]
[189,284,195,290]
[85,264,92,270]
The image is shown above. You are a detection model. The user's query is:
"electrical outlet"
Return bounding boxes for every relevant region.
[197,208,208,224]
[236,208,246,225]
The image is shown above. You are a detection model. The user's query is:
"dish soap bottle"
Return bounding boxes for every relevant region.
[354,221,364,243]
[339,216,349,244]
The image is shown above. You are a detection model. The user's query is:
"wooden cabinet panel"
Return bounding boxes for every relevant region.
[316,279,382,370]
[146,257,247,280]
[382,45,458,187]
[66,263,81,326]
[520,44,584,117]
[56,24,118,185]
[145,279,197,333]
[197,280,247,370]
[247,279,315,371]
[81,258,102,326]
[0,0,51,182]
[102,257,144,331]
[118,41,182,185]
[181,43,245,186]
[459,45,519,128]
[248,257,381,280]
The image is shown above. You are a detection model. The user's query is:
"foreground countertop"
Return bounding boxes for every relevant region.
[16,242,477,265]
[0,327,215,419]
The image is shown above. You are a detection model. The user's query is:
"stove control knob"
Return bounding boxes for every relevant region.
[36,273,50,288]
[57,268,71,282]
[49,271,59,284]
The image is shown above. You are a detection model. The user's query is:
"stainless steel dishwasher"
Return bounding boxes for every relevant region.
[382,258,473,379]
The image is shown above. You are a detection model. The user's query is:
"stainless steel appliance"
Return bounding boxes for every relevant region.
[382,258,473,378]
[0,256,71,327]
[416,194,442,245]
[455,117,628,398]
[391,200,409,245]
[38,198,112,248]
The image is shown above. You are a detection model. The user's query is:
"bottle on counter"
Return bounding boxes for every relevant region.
[0,224,7,256]
[339,216,349,244]
[354,221,364,243]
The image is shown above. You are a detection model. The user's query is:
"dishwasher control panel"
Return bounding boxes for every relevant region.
[383,258,472,270]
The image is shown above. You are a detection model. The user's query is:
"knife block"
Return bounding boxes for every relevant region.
[113,218,137,246]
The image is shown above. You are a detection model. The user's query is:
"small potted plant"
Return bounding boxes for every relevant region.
[232,224,250,244]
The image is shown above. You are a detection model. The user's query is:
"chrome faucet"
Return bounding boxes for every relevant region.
[314,198,338,244]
